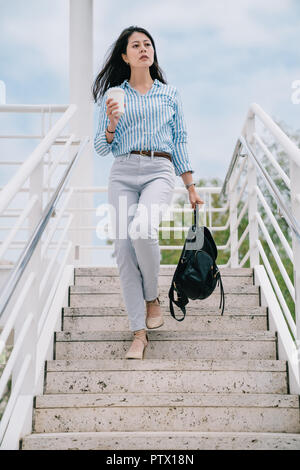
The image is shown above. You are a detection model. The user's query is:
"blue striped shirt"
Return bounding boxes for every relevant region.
[94,78,194,176]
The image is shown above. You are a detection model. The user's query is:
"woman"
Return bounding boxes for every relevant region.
[92,26,204,360]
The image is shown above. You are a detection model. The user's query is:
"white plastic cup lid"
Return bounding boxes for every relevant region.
[107,87,124,94]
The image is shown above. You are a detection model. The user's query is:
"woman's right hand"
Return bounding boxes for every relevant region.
[106,98,126,130]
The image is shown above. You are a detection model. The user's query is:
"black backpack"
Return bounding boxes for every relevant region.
[168,203,225,321]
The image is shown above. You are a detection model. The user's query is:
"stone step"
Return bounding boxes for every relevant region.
[54,331,276,361]
[68,286,260,309]
[35,392,297,409]
[46,358,286,372]
[63,311,267,332]
[31,393,300,433]
[74,274,253,288]
[69,284,259,295]
[21,431,300,450]
[63,305,267,317]
[74,266,254,277]
[44,359,287,394]
[20,265,300,450]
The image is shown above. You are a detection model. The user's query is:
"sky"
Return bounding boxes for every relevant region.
[0,0,300,183]
[0,0,300,264]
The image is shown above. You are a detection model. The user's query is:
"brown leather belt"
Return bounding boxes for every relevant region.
[130,150,172,162]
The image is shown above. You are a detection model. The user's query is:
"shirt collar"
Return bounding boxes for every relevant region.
[122,78,160,89]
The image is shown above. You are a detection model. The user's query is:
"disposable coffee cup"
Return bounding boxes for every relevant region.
[107,87,125,117]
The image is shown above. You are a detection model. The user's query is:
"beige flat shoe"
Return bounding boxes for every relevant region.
[125,329,148,360]
[146,296,164,329]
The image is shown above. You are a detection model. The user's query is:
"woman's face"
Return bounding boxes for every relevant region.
[122,32,154,69]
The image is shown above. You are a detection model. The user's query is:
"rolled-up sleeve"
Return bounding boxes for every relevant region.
[94,92,113,156]
[170,88,194,176]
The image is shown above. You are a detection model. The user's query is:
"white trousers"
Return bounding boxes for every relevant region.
[107,152,176,331]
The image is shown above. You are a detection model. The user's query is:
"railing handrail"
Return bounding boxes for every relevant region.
[240,135,300,242]
[221,134,300,243]
[219,139,243,200]
[250,102,300,167]
[0,136,89,320]
[0,104,77,214]
[0,104,70,113]
[220,102,300,200]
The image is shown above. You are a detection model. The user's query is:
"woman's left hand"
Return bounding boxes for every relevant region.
[188,186,205,209]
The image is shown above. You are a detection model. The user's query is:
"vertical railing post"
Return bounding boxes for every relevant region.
[69,0,94,265]
[229,171,239,267]
[27,159,44,388]
[290,158,300,382]
[12,159,44,430]
[246,112,260,267]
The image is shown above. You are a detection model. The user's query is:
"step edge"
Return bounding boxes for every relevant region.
[35,392,299,410]
[54,332,277,342]
[22,430,300,439]
[46,359,287,372]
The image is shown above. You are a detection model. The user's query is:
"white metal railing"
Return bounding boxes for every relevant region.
[0,104,80,143]
[220,102,300,393]
[0,103,90,449]
[2,98,300,447]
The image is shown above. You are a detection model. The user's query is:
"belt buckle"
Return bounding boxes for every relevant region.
[139,150,148,156]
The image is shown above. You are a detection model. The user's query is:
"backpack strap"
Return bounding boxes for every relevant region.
[168,236,190,321]
[216,270,225,315]
[168,282,189,321]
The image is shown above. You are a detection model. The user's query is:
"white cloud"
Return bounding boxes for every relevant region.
[1,0,300,185]
[184,63,300,180]
[1,1,68,79]
[93,0,296,49]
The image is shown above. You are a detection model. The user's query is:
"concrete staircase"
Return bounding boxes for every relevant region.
[21,266,300,450]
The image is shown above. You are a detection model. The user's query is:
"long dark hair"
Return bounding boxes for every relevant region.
[92,26,167,103]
